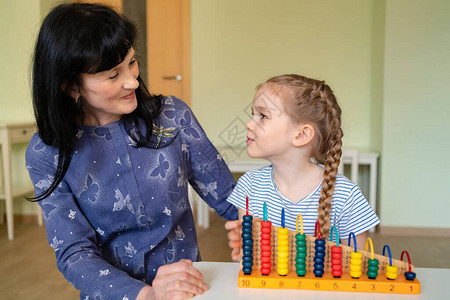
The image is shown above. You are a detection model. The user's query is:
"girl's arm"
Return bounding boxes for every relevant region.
[341,231,367,250]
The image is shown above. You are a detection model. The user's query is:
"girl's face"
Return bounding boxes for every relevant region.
[246,85,298,161]
[78,48,139,126]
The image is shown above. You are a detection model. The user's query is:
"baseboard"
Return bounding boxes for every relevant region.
[378,226,450,237]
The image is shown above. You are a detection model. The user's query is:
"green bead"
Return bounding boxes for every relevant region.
[295,257,306,264]
[296,246,307,252]
[368,264,379,272]
[367,271,378,279]
[368,259,379,266]
[296,251,307,258]
[295,233,306,241]
[296,240,306,247]
[296,263,306,269]
[296,269,307,276]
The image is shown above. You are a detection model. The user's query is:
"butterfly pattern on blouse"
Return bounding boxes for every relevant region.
[79,175,99,202]
[194,180,219,200]
[180,111,200,138]
[113,189,134,213]
[93,126,112,140]
[150,153,170,178]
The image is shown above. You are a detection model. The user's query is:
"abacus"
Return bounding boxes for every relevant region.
[238,207,420,294]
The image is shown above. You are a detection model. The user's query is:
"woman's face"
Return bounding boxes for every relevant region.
[78,47,139,126]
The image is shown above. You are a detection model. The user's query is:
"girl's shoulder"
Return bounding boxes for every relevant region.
[333,174,363,199]
[240,165,272,182]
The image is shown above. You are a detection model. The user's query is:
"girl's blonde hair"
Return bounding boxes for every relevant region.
[260,74,343,239]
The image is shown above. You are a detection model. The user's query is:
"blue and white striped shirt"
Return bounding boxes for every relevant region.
[227,166,379,239]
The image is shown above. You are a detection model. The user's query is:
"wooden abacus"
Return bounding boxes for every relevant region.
[238,214,420,294]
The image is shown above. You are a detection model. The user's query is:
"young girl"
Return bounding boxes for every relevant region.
[226,74,379,261]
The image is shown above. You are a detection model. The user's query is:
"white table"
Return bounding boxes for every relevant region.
[193,262,444,299]
[0,122,40,240]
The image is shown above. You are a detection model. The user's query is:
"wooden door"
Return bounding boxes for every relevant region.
[147,0,191,105]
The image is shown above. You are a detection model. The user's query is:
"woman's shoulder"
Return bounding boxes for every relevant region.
[160,96,190,113]
[25,132,56,168]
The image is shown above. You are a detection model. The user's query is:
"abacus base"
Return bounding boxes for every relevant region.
[238,270,420,294]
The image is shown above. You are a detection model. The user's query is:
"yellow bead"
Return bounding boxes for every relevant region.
[350,270,362,278]
[386,265,398,280]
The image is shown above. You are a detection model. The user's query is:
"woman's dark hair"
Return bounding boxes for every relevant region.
[31,3,162,201]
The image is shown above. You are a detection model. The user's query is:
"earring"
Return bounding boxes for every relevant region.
[76,96,82,110]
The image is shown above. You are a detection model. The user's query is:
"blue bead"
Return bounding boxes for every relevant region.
[315,239,326,246]
[243,256,253,262]
[241,232,252,239]
[242,227,252,234]
[243,239,253,245]
[314,269,324,277]
[315,251,325,258]
[314,263,324,270]
[242,221,252,227]
[315,245,326,252]
[243,244,253,251]
[243,215,253,221]
[405,272,416,281]
[242,261,253,268]
[314,257,324,263]
[243,250,253,257]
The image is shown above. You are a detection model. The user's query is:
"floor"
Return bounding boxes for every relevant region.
[1,212,450,299]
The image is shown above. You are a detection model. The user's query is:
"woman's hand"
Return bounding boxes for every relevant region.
[225,220,242,262]
[137,259,208,300]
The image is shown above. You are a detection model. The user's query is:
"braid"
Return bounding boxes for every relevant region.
[318,129,343,239]
[314,82,343,239]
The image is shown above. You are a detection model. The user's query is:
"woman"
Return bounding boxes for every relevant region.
[26,3,237,299]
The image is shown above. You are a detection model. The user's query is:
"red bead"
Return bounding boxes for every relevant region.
[261,239,270,245]
[332,264,342,271]
[261,233,271,240]
[261,244,271,251]
[261,221,272,227]
[331,258,342,265]
[261,268,270,275]
[261,262,272,269]
[331,246,341,252]
[331,252,342,259]
[261,227,271,233]
[332,270,343,277]
[260,256,271,263]
[261,250,271,257]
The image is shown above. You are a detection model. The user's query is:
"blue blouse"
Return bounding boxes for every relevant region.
[25,96,237,300]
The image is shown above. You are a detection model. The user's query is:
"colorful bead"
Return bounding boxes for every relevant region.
[313,239,326,277]
[405,271,416,281]
[295,233,307,276]
[242,215,253,275]
[386,264,398,280]
[260,220,272,275]
[330,245,342,278]
[350,251,362,279]
[277,227,289,276]
[367,258,379,279]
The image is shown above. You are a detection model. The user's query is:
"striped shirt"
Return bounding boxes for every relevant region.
[227,166,380,239]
